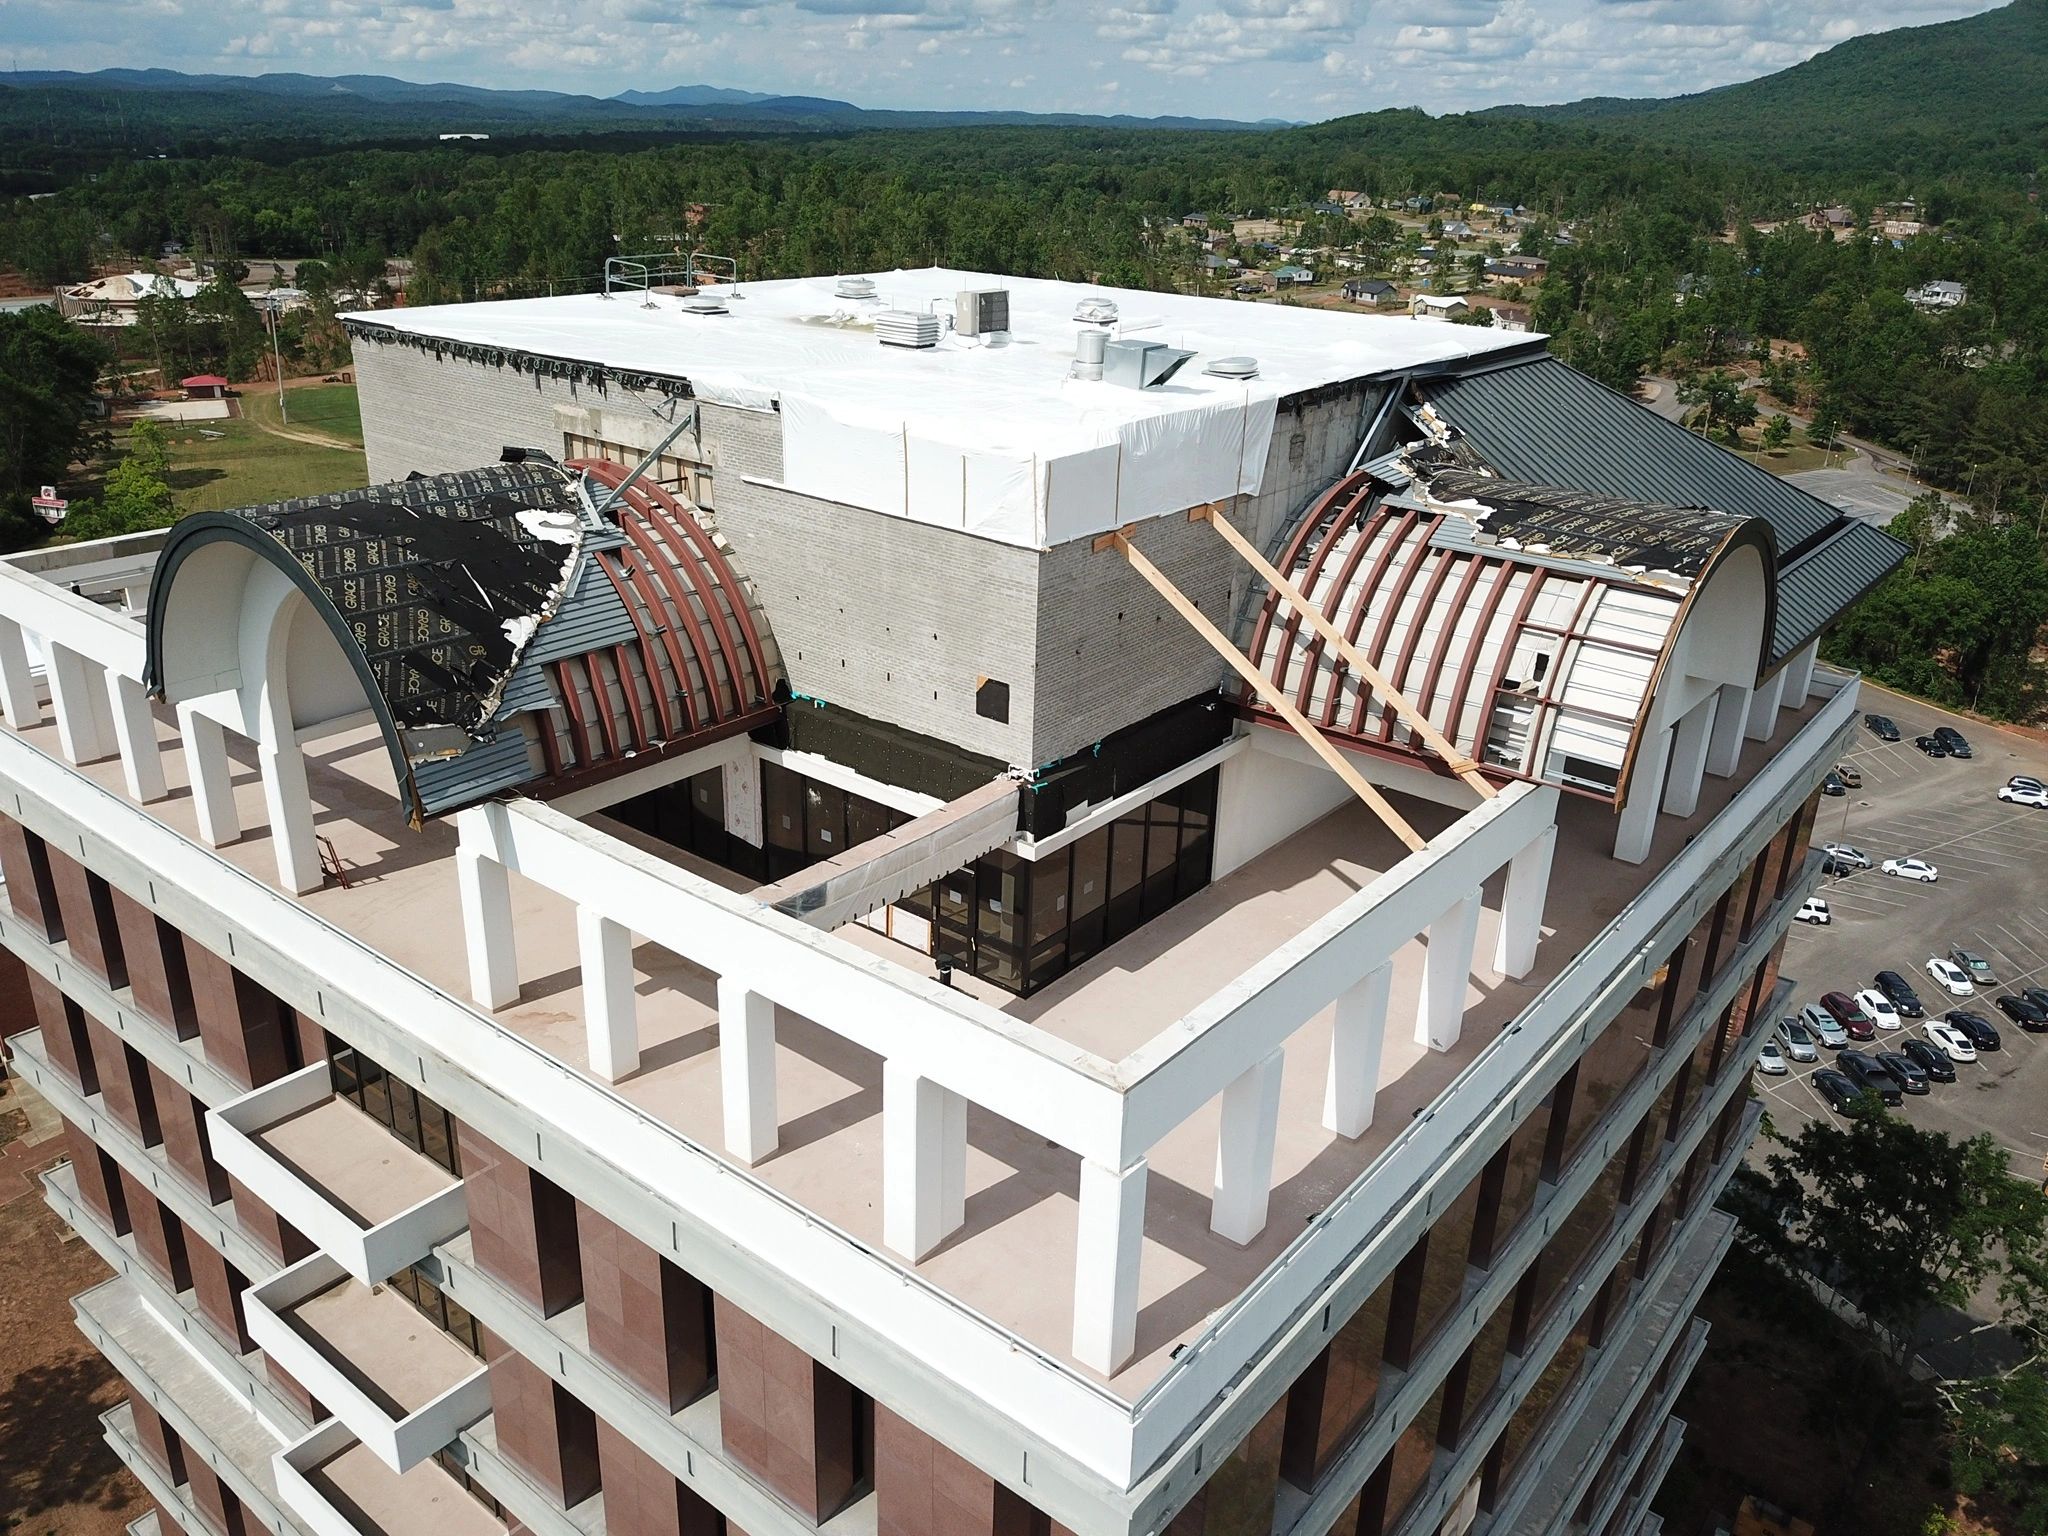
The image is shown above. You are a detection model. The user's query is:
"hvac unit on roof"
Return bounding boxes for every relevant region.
[955,287,1010,337]
[876,310,943,349]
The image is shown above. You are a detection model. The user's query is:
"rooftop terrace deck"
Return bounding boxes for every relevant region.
[14,681,1827,1397]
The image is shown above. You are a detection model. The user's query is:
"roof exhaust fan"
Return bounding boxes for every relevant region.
[1073,295,1120,326]
[834,275,879,300]
[1104,338,1194,390]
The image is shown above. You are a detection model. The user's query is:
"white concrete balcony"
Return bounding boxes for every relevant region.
[248,1253,490,1472]
[276,1420,506,1536]
[208,1062,467,1284]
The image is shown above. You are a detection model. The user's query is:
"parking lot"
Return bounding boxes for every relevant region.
[1767,684,2048,1183]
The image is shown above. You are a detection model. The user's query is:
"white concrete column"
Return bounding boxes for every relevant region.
[1324,963,1393,1138]
[578,906,638,1081]
[1493,824,1557,980]
[883,1060,969,1260]
[1784,640,1819,706]
[1704,683,1748,780]
[722,753,763,848]
[457,846,520,1009]
[45,642,110,765]
[1613,719,1674,865]
[257,739,324,895]
[1211,1048,1285,1244]
[177,704,241,847]
[1660,695,1716,819]
[1072,1158,1147,1374]
[0,617,40,728]
[1744,667,1787,741]
[105,672,167,804]
[1416,890,1482,1051]
[717,976,778,1165]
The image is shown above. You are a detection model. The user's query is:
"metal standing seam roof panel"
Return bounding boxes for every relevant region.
[515,554,639,665]
[1773,518,1907,659]
[412,731,542,817]
[1418,358,1839,556]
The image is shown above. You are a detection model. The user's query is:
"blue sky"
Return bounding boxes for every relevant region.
[3,0,2007,119]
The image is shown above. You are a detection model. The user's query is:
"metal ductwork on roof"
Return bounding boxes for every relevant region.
[1105,338,1194,390]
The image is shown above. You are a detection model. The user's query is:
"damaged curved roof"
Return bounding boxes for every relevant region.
[146,459,782,824]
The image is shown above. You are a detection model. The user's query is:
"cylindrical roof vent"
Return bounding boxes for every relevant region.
[1071,327,1109,380]
[834,275,879,300]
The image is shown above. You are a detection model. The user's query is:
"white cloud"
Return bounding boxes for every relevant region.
[3,0,2007,119]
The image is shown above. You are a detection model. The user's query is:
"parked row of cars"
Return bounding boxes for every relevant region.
[1761,962,2022,1113]
[1819,842,1940,883]
[1999,774,2048,808]
[1869,712,1976,760]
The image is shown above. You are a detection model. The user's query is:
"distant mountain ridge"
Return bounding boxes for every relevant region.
[1479,0,2048,172]
[0,66,1277,135]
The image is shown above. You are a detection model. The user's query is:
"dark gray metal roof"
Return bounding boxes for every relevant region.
[517,551,637,665]
[1774,519,1906,659]
[1418,358,1838,556]
[413,732,542,818]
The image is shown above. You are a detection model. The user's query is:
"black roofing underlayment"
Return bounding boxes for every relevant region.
[1421,468,1752,578]
[230,463,578,744]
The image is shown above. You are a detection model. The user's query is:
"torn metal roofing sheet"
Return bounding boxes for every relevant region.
[1416,358,1837,558]
[1415,467,1764,582]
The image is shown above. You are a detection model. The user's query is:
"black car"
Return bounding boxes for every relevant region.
[1900,1038,1957,1082]
[1865,713,1901,742]
[1814,1067,1872,1114]
[1915,735,1950,758]
[2021,985,2048,1015]
[1935,726,1973,759]
[1839,1049,1905,1105]
[1946,1009,2004,1051]
[1823,771,1848,796]
[1996,994,2048,1031]
[1876,1050,1931,1095]
[1875,970,1926,1018]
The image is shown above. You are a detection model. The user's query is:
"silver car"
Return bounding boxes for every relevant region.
[1774,1015,1820,1063]
[1800,1002,1849,1049]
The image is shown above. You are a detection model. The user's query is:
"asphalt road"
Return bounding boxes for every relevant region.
[1764,686,2048,1187]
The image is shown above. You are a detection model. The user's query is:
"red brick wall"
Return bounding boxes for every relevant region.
[712,1295,862,1523]
[457,1124,582,1317]
[595,1418,722,1536]
[487,1345,601,1507]
[577,1202,712,1412]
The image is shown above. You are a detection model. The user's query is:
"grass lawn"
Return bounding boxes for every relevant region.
[1735,443,1843,476]
[158,418,367,512]
[241,383,364,446]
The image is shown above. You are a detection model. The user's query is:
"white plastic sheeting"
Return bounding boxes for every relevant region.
[348,269,1532,551]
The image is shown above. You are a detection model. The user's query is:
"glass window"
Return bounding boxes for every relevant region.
[1494,1299,1596,1489]
[1410,1169,1486,1351]
[1288,1269,1396,1486]
[1489,1095,1556,1261]
[331,1046,362,1105]
[1142,796,1182,918]
[846,792,894,851]
[1185,1395,1286,1534]
[1451,1294,1517,1446]
[360,1055,394,1129]
[761,761,806,880]
[1529,1138,1629,1326]
[973,852,1027,992]
[388,1081,424,1157]
[804,781,848,860]
[1177,771,1218,901]
[1381,1375,1449,1532]
[1555,1001,1656,1176]
[1107,807,1148,942]
[1068,825,1110,965]
[1027,845,1073,992]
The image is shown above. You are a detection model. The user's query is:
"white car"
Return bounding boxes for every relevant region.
[1883,857,1939,882]
[1824,843,1872,870]
[1999,784,2048,807]
[1758,1043,1789,1075]
[1925,1021,1978,1063]
[1794,897,1832,925]
[1927,957,1975,996]
[1855,988,1902,1030]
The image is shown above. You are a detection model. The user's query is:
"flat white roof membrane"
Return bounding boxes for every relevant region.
[346,268,1535,550]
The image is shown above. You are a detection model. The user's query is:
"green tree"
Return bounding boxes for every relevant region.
[60,421,178,542]
[1760,412,1792,452]
[0,306,110,550]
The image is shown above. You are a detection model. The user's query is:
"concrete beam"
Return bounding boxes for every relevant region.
[457,847,520,1010]
[1210,1049,1285,1244]
[717,977,778,1165]
[1704,683,1747,780]
[1744,667,1786,741]
[1614,721,1673,865]
[1072,1158,1147,1375]
[1660,695,1715,819]
[45,641,111,765]
[578,906,638,1082]
[105,671,166,804]
[1493,825,1556,980]
[1416,890,1482,1051]
[1323,963,1392,1138]
[883,1059,968,1261]
[0,616,40,729]
[177,703,240,847]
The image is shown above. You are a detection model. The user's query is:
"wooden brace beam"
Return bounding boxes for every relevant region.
[1109,532,1426,853]
[1192,504,1498,800]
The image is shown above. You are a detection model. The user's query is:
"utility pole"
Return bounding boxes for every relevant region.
[265,302,289,425]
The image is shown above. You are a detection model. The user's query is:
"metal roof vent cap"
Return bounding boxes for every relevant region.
[681,294,730,316]
[1073,295,1120,326]
[834,275,879,300]
[1204,355,1259,380]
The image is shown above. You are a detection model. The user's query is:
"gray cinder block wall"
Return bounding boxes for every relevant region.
[351,336,1381,771]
